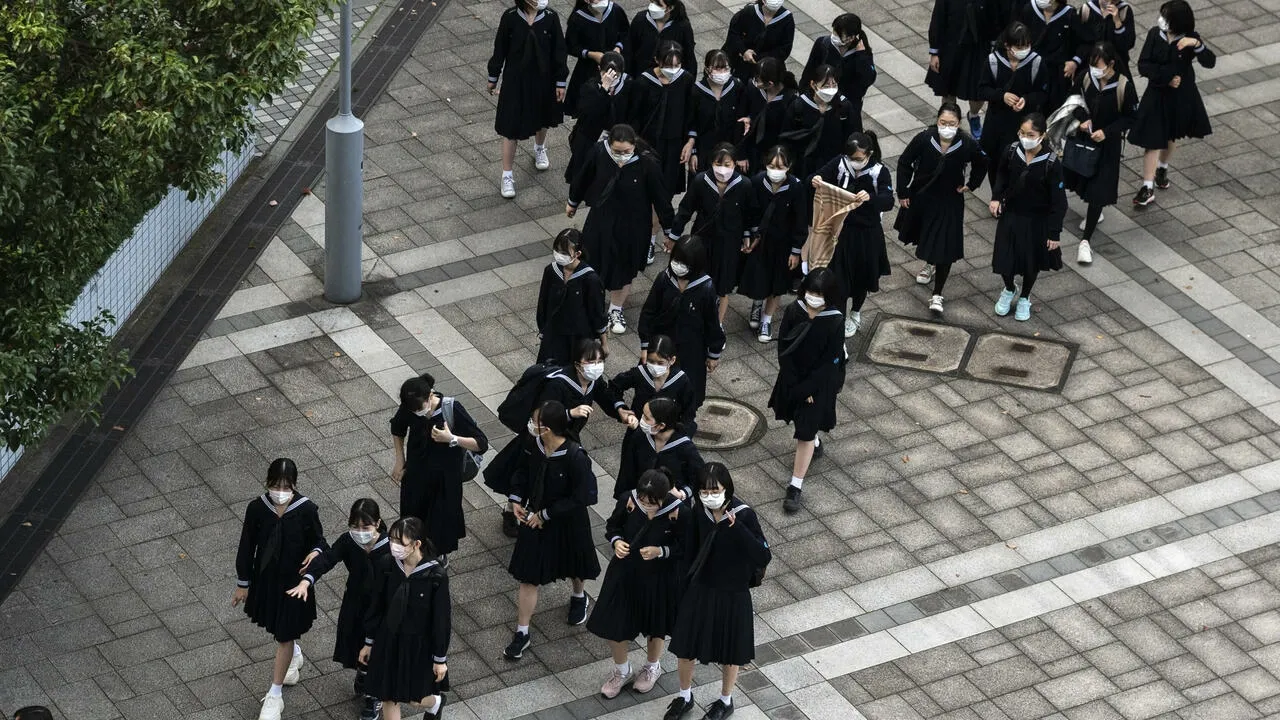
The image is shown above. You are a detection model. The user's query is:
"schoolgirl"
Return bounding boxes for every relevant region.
[988,112,1066,321]
[736,58,798,173]
[740,144,807,342]
[614,397,706,500]
[768,269,846,513]
[1074,0,1135,78]
[1128,0,1214,208]
[294,499,390,720]
[665,463,770,720]
[638,236,728,411]
[977,22,1050,177]
[635,41,696,199]
[536,228,609,364]
[233,458,326,720]
[926,0,1001,138]
[1064,42,1136,264]
[808,131,895,338]
[799,13,877,121]
[536,338,627,439]
[626,0,697,79]
[684,50,750,175]
[389,374,488,562]
[669,143,756,324]
[487,0,569,200]
[1016,0,1081,112]
[565,52,636,185]
[565,0,630,117]
[587,468,687,698]
[780,64,860,180]
[504,400,601,659]
[895,101,988,315]
[566,123,675,335]
[610,333,699,433]
[724,0,796,82]
[359,517,451,720]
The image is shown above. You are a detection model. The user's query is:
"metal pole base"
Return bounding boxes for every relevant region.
[324,113,365,304]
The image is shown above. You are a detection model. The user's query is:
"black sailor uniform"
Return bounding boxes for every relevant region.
[1127,28,1215,150]
[669,170,756,297]
[536,367,623,440]
[632,68,696,195]
[611,363,699,431]
[586,492,687,642]
[799,35,877,122]
[811,157,896,304]
[668,499,770,666]
[236,493,327,643]
[739,170,807,300]
[977,50,1050,176]
[625,12,697,78]
[1017,1,1081,112]
[638,271,727,409]
[768,302,846,441]
[723,3,796,81]
[565,72,638,184]
[990,144,1067,276]
[736,87,796,172]
[780,92,860,181]
[895,128,988,265]
[1075,0,1136,78]
[488,6,569,140]
[536,262,609,365]
[1062,72,1136,207]
[306,532,392,668]
[507,437,602,585]
[564,2,630,116]
[926,0,1001,101]
[613,431,705,500]
[688,77,749,167]
[363,555,451,703]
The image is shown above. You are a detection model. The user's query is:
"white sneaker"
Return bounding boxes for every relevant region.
[501,175,516,198]
[844,311,861,338]
[609,308,627,335]
[534,146,550,171]
[283,649,304,685]
[1077,239,1093,265]
[915,264,934,285]
[1078,212,1103,231]
[929,295,944,315]
[258,695,284,720]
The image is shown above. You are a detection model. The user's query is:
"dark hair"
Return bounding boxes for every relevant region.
[648,335,679,362]
[535,399,572,438]
[670,235,709,279]
[656,41,683,68]
[554,228,585,259]
[608,123,638,147]
[937,101,963,123]
[762,144,793,171]
[705,48,731,72]
[348,498,384,530]
[600,50,625,75]
[998,22,1032,52]
[1086,41,1118,68]
[799,267,840,303]
[266,458,298,490]
[697,462,735,503]
[832,13,870,51]
[654,0,689,23]
[575,337,606,364]
[645,397,683,434]
[388,516,437,557]
[636,468,673,504]
[808,63,840,93]
[845,130,882,165]
[14,708,54,720]
[399,374,435,412]
[755,57,798,91]
[1020,112,1048,135]
[710,142,736,166]
[1161,0,1194,34]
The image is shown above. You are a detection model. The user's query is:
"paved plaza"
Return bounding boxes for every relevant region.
[3,0,1280,717]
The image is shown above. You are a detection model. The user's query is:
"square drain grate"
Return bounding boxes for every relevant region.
[859,314,1077,392]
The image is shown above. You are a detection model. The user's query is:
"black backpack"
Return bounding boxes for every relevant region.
[496,363,562,433]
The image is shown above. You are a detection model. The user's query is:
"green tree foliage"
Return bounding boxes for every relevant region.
[0,0,333,451]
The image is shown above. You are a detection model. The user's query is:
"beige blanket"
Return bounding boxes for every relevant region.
[802,180,863,269]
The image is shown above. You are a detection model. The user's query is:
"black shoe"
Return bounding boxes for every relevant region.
[1132,185,1155,207]
[359,695,382,720]
[504,630,531,660]
[1155,166,1170,189]
[783,486,803,514]
[749,301,762,329]
[567,594,590,625]
[664,697,695,720]
[812,437,824,459]
[502,510,519,538]
[702,699,734,720]
[354,670,366,697]
[428,695,447,718]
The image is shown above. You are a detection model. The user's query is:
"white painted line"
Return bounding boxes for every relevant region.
[1131,534,1234,578]
[1241,460,1280,492]
[845,565,945,612]
[972,582,1074,627]
[1051,557,1155,603]
[228,316,323,355]
[807,630,910,679]
[887,605,993,653]
[1211,510,1280,555]
[789,681,871,720]
[216,284,291,320]
[1166,473,1258,514]
[1150,318,1234,366]
[761,591,863,638]
[1084,496,1183,539]
[1010,519,1107,563]
[927,544,1025,587]
[178,337,242,370]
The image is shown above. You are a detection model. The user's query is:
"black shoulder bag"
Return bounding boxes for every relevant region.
[893,141,950,237]
[1061,81,1103,177]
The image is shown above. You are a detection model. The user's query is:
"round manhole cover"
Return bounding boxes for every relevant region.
[693,397,765,449]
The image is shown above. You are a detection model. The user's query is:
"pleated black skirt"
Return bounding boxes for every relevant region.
[668,582,755,666]
[508,507,602,585]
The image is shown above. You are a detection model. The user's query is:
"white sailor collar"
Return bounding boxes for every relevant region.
[645,432,692,452]
[793,300,841,317]
[800,92,846,110]
[574,2,615,22]
[931,135,964,154]
[552,262,595,281]
[394,557,440,575]
[641,364,686,387]
[703,498,750,522]
[1028,1,1073,23]
[631,489,683,517]
[261,494,311,514]
[696,78,737,97]
[1087,73,1120,92]
[754,4,792,24]
[668,271,712,289]
[371,536,391,551]
[702,171,746,193]
[550,369,595,395]
[536,435,571,458]
[993,51,1041,69]
[1015,147,1053,164]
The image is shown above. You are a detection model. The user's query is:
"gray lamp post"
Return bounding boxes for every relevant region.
[324,0,364,304]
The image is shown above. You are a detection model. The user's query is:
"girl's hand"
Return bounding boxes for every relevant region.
[391,461,405,483]
[488,82,498,96]
[929,55,940,72]
[788,254,800,270]
[1063,60,1078,78]
[434,663,448,681]
[687,154,699,173]
[672,487,687,501]
[736,159,750,173]
[512,504,528,523]
[738,117,751,134]
[1047,239,1061,251]
[1004,92,1019,108]
[232,587,248,607]
[1177,37,1200,50]
[639,546,662,560]
[626,414,640,430]
[1078,119,1092,133]
[1169,75,1182,88]
[300,550,321,572]
[613,539,631,558]
[286,580,311,601]
[899,198,910,208]
[806,396,815,404]
[663,236,675,252]
[956,185,970,193]
[1090,129,1106,142]
[526,512,545,529]
[854,190,871,203]
[679,141,694,165]
[359,646,371,665]
[570,404,593,419]
[1013,97,1026,111]
[566,203,577,218]
[811,176,822,189]
[743,49,757,62]
[431,421,455,444]
[989,200,1002,217]
[706,358,720,373]
[556,87,566,103]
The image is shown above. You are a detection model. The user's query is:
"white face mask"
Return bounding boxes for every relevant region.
[389,542,410,560]
[804,293,825,308]
[535,0,548,10]
[648,2,666,19]
[829,33,846,48]
[646,362,669,377]
[764,0,784,9]
[414,406,431,417]
[582,362,605,381]
[1034,0,1052,9]
[637,498,661,513]
[669,260,689,277]
[661,67,682,80]
[610,150,634,165]
[1020,136,1042,150]
[849,157,869,171]
[591,0,610,10]
[638,419,657,435]
[1090,65,1107,79]
[766,167,788,183]
[350,529,377,545]
[701,491,726,509]
[553,251,573,266]
[815,86,839,102]
[938,125,958,140]
[527,420,541,436]
[1157,15,1169,32]
[709,70,731,85]
[713,166,734,182]
[1011,47,1031,60]
[269,489,293,505]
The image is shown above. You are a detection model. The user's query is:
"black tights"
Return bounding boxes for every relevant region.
[1002,271,1038,298]
[848,289,868,313]
[1081,202,1105,241]
[933,262,952,295]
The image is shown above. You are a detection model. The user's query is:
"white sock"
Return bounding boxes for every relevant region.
[1157,161,1168,169]
[761,314,772,325]
[617,661,631,675]
[1143,180,1154,189]
[268,684,283,698]
[790,476,804,489]
[292,643,302,658]
[426,695,441,714]
[571,590,585,598]
[502,170,513,179]
[679,687,692,702]
[609,304,622,313]
[517,624,529,635]
[814,436,821,448]
[646,661,661,671]
[720,694,733,706]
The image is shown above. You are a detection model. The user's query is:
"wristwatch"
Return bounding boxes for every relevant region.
[448,436,460,448]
